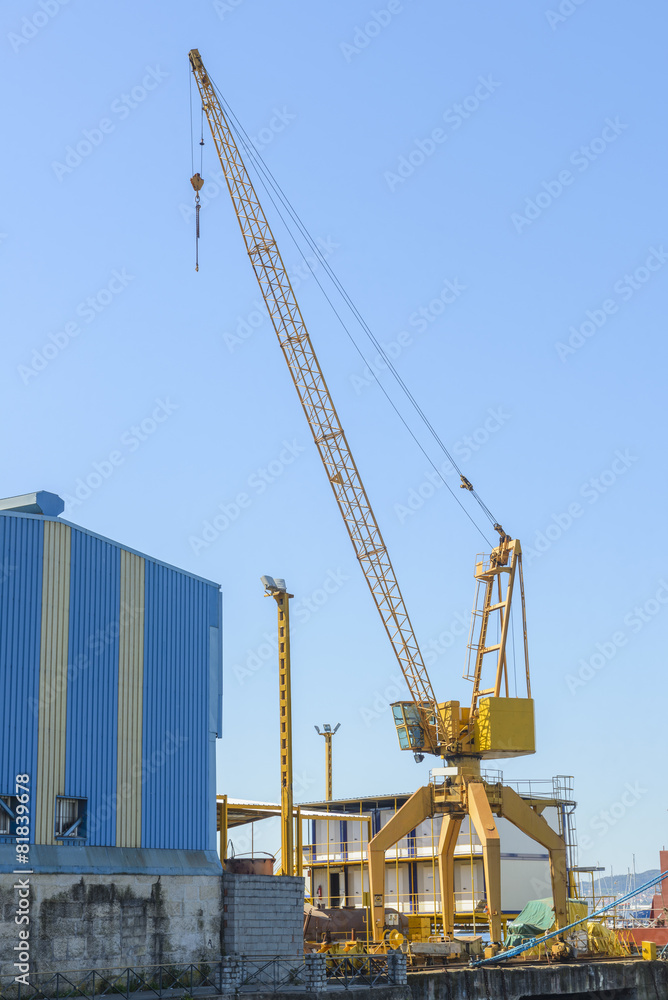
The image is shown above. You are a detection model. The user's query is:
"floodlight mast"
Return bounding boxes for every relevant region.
[263,575,294,875]
[315,723,341,800]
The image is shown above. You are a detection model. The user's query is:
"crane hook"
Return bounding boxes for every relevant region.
[190,173,204,272]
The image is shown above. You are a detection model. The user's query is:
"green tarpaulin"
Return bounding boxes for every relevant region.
[505,898,555,948]
[505,897,588,949]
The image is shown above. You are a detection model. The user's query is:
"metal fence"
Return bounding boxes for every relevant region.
[323,955,391,988]
[0,954,404,999]
[0,964,221,1000]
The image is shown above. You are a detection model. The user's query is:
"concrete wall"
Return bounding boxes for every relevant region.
[407,960,668,1000]
[222,873,303,958]
[0,872,223,976]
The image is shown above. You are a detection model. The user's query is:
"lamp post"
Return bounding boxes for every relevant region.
[314,724,341,801]
[262,575,294,876]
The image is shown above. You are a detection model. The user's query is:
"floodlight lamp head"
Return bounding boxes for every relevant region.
[413,752,425,763]
[333,723,341,734]
[262,574,287,594]
[314,725,321,734]
[323,724,331,733]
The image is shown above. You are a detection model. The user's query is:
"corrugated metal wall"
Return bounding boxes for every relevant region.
[0,511,222,855]
[141,561,213,851]
[36,521,71,844]
[65,530,121,846]
[0,516,43,838]
[116,550,145,848]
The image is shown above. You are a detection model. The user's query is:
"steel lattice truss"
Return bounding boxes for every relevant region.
[190,52,440,752]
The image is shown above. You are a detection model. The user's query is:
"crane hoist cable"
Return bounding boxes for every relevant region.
[189,74,206,271]
[204,74,504,544]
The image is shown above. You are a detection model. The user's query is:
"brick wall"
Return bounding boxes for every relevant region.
[222,873,303,958]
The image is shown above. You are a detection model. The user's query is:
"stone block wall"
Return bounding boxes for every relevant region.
[221,873,303,958]
[0,873,223,977]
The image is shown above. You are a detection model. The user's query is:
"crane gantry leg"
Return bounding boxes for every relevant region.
[437,813,463,937]
[467,781,502,944]
[368,784,433,940]
[366,777,569,945]
[499,786,569,930]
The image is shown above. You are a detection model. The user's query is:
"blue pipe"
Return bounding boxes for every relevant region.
[472,868,668,966]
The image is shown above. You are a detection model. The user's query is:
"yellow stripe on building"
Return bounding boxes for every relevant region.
[116,549,145,848]
[35,520,71,845]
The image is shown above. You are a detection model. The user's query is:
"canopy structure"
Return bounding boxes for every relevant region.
[215,795,372,868]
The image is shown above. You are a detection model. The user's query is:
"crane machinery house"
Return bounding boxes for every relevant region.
[0,492,223,973]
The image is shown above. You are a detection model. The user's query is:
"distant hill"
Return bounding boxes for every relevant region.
[581,870,661,907]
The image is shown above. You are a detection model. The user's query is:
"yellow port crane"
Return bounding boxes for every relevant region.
[189,49,568,946]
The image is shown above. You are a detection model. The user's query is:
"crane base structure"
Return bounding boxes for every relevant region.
[368,766,569,945]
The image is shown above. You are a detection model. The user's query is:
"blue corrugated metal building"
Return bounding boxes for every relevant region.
[0,493,222,875]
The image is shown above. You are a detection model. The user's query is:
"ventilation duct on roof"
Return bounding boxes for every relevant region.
[0,492,65,516]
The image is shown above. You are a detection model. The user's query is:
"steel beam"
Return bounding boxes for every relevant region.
[368,784,433,941]
[467,781,502,943]
[500,785,568,929]
[437,813,463,936]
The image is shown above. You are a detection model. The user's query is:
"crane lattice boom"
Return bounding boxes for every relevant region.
[189,50,441,753]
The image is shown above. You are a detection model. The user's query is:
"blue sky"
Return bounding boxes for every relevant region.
[2,1,666,875]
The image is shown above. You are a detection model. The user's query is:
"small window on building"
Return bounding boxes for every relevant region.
[54,797,86,840]
[0,795,17,838]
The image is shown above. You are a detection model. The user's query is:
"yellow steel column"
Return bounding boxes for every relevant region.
[277,589,294,875]
[325,733,332,800]
[296,806,303,877]
[367,785,433,941]
[467,781,502,944]
[263,577,295,876]
[499,785,569,929]
[437,813,463,937]
[220,795,228,863]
